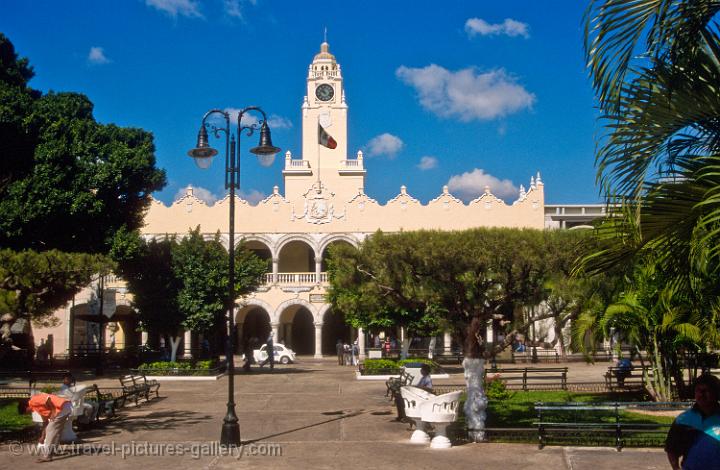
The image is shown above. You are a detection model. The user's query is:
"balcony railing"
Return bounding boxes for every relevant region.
[261,272,329,285]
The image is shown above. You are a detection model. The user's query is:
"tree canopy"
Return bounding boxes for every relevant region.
[0,33,166,254]
[0,33,166,354]
[327,228,592,358]
[111,228,267,359]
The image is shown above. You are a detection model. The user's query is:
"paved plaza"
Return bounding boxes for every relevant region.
[1,359,671,469]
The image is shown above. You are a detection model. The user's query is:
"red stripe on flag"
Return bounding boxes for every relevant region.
[318,123,337,149]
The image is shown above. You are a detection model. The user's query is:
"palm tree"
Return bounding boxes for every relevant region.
[581,1,720,395]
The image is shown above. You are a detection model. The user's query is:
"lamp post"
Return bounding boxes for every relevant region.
[187,107,280,446]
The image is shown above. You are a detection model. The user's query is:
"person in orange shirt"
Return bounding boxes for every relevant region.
[26,393,72,462]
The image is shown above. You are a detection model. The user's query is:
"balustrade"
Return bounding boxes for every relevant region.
[261,272,330,286]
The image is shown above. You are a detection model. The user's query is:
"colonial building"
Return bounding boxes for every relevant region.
[38,41,554,360]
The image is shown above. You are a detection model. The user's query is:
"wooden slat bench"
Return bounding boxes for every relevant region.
[535,401,687,450]
[604,366,651,391]
[386,370,414,399]
[490,367,568,391]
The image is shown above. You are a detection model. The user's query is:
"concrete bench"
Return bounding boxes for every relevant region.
[400,386,463,448]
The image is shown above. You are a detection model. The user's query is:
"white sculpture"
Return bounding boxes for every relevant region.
[400,386,463,448]
[400,386,434,444]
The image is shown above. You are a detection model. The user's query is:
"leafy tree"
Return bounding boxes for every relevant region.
[580,1,720,396]
[0,33,166,253]
[112,227,267,361]
[0,249,112,354]
[327,228,588,441]
[0,33,166,356]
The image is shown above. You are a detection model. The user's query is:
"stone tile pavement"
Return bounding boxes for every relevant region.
[0,358,671,469]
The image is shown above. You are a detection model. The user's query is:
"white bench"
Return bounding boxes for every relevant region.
[400,386,463,448]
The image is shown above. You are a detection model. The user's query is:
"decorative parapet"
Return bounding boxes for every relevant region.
[143,173,546,234]
[283,151,312,174]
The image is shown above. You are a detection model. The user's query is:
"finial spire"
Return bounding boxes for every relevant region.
[324,27,327,44]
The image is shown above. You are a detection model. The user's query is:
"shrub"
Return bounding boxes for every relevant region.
[362,359,400,374]
[137,360,219,376]
[398,358,439,372]
[485,374,511,400]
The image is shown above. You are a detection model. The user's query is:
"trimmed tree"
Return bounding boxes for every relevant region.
[327,228,588,441]
[112,227,267,362]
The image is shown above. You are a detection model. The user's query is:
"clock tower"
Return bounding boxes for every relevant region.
[284,41,365,203]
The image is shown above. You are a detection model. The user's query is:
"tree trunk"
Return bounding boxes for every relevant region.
[463,316,488,442]
[463,357,488,442]
[553,322,566,360]
[427,337,436,359]
[400,336,410,360]
[169,336,181,363]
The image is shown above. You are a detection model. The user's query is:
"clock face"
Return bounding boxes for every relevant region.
[315,83,334,102]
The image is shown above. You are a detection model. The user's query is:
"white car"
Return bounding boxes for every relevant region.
[253,344,296,364]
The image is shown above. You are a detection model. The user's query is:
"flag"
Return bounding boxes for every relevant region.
[318,123,337,149]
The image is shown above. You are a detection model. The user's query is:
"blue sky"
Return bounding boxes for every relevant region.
[2,0,601,206]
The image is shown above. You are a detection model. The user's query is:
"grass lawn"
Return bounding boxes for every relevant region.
[467,390,677,447]
[486,390,675,427]
[0,399,34,432]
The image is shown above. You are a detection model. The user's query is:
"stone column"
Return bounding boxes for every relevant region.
[272,257,279,283]
[358,327,366,361]
[486,320,494,346]
[141,331,148,346]
[272,322,281,343]
[183,330,192,359]
[315,259,322,283]
[444,330,452,353]
[314,322,323,358]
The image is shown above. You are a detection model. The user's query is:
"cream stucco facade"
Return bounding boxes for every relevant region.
[37,42,547,359]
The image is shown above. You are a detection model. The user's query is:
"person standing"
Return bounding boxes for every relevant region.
[351,340,359,366]
[26,393,72,462]
[260,332,274,370]
[336,340,344,365]
[665,374,720,470]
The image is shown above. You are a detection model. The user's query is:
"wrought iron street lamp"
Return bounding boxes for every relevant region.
[188,107,280,446]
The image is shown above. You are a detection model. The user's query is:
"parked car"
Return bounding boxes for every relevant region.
[253,344,296,364]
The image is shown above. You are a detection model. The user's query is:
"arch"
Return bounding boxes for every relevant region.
[276,305,315,355]
[236,299,274,323]
[237,307,271,353]
[238,234,277,258]
[321,307,352,355]
[273,298,318,322]
[277,239,316,273]
[276,233,318,252]
[241,238,273,267]
[320,237,357,272]
[318,234,359,255]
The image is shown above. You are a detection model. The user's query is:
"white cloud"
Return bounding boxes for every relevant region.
[223,0,257,19]
[239,189,266,205]
[224,108,292,129]
[465,18,530,39]
[365,133,404,158]
[175,186,219,205]
[145,0,202,18]
[396,64,535,121]
[267,115,292,129]
[447,168,517,201]
[87,47,110,64]
[417,156,438,170]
